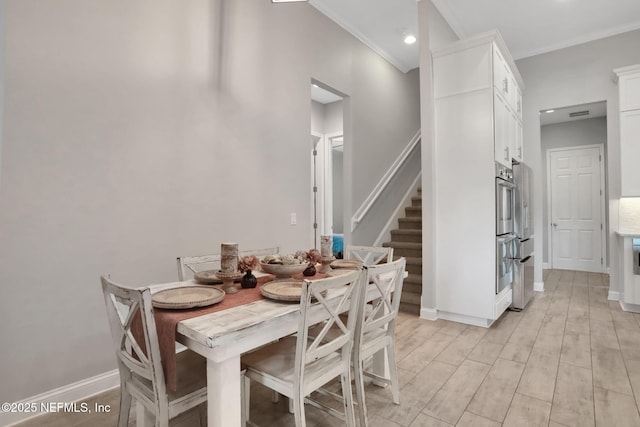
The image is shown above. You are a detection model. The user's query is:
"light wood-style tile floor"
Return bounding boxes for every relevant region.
[16,269,640,426]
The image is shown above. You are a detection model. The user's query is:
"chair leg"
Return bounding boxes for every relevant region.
[387,344,400,405]
[341,369,357,427]
[117,385,132,427]
[242,373,251,426]
[136,402,154,427]
[353,359,368,427]
[198,403,207,427]
[292,394,307,427]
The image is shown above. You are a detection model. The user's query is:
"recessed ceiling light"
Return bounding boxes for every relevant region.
[404,34,417,45]
[545,109,555,113]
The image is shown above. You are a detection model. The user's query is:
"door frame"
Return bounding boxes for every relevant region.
[546,143,606,272]
[310,131,343,247]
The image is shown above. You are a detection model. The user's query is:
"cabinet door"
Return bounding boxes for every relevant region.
[515,85,523,120]
[493,47,511,103]
[494,91,511,167]
[511,116,523,163]
[621,110,640,196]
[620,73,640,112]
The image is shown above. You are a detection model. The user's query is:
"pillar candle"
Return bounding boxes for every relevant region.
[220,242,238,273]
[320,235,333,258]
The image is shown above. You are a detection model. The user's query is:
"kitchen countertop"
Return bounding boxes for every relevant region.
[616,231,640,237]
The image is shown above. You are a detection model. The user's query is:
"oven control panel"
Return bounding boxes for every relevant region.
[496,163,513,182]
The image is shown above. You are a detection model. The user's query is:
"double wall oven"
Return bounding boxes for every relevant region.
[496,163,516,294]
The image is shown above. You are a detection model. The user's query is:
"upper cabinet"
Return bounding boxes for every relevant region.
[615,64,640,197]
[619,65,640,112]
[433,31,525,168]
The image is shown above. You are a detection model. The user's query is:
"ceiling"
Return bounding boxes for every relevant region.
[309,0,640,73]
[539,101,607,126]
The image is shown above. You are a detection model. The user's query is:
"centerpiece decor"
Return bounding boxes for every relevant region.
[260,253,308,279]
[302,248,322,276]
[238,255,260,288]
[215,242,242,294]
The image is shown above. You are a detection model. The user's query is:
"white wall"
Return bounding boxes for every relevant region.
[540,117,608,263]
[0,0,420,402]
[419,1,459,313]
[516,29,640,292]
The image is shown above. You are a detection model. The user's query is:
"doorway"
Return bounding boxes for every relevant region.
[310,82,344,248]
[541,101,608,273]
[548,145,605,272]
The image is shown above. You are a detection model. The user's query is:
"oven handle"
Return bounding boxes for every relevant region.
[496,178,516,189]
[497,234,517,244]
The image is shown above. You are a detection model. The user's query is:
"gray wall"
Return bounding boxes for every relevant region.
[0,0,4,190]
[540,116,608,263]
[516,29,640,291]
[0,0,420,402]
[332,149,344,233]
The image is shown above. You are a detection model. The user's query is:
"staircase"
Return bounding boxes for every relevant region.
[383,188,422,314]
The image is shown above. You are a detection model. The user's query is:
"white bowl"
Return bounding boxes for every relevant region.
[260,262,308,279]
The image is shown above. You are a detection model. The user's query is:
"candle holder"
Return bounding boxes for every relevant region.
[319,235,334,274]
[319,256,336,274]
[218,242,241,294]
[214,270,242,294]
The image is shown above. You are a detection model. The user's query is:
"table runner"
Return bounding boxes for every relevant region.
[134,272,327,392]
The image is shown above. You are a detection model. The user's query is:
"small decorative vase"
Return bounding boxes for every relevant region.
[303,264,316,277]
[241,270,258,289]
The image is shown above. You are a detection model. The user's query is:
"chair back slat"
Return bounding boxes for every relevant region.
[346,245,394,266]
[177,247,279,281]
[355,258,406,352]
[295,269,364,382]
[101,276,167,405]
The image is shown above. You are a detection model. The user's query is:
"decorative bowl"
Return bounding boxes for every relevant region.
[260,262,308,279]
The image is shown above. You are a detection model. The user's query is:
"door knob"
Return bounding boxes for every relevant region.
[552,223,558,227]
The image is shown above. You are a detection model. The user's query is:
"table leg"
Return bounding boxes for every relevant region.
[207,356,242,427]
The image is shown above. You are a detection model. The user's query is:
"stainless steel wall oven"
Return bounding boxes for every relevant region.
[496,162,516,294]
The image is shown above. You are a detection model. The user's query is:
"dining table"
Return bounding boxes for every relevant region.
[142,272,390,427]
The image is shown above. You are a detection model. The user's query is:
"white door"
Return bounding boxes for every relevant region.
[549,146,604,272]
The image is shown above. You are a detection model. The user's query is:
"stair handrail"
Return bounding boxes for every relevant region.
[351,129,421,232]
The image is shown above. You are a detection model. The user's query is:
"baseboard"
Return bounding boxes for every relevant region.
[542,262,550,269]
[0,370,120,426]
[420,307,438,321]
[620,300,640,313]
[608,291,622,301]
[437,311,494,328]
[534,281,545,292]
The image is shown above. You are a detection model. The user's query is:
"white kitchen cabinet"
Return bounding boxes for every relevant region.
[615,65,640,197]
[494,91,511,167]
[619,66,640,112]
[620,110,640,196]
[617,233,640,311]
[513,113,524,163]
[432,30,525,327]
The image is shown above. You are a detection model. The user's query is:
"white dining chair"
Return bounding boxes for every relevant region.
[345,245,393,266]
[352,258,407,426]
[100,276,207,427]
[241,269,366,427]
[176,247,279,281]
